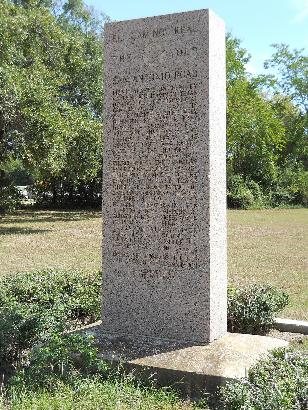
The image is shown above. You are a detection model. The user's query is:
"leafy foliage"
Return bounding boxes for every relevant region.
[1,2,307,209]
[0,269,101,365]
[226,36,308,208]
[265,44,308,113]
[0,0,104,207]
[227,174,266,209]
[10,333,109,389]
[228,284,289,334]
[5,332,198,410]
[8,372,189,410]
[219,348,308,409]
[270,162,308,206]
[0,169,21,214]
[0,269,298,409]
[226,35,287,203]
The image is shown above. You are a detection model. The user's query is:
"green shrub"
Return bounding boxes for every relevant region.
[0,269,101,365]
[227,174,254,209]
[0,296,69,365]
[10,333,108,390]
[297,170,308,206]
[7,334,190,410]
[0,269,101,323]
[227,174,266,209]
[219,348,308,409]
[270,163,308,207]
[228,284,289,334]
[0,302,42,364]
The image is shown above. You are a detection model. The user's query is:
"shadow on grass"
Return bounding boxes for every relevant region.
[0,226,50,235]
[0,210,101,225]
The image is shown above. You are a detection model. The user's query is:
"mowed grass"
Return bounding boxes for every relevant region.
[0,208,307,320]
[228,208,308,320]
[0,210,102,274]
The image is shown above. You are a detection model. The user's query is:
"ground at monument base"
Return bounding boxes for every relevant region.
[79,322,289,399]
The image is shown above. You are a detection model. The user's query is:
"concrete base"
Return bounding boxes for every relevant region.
[80,322,289,399]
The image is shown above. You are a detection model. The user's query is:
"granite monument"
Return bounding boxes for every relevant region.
[102,9,227,344]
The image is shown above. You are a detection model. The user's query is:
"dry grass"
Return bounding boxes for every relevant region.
[228,209,308,320]
[0,208,307,320]
[0,210,102,275]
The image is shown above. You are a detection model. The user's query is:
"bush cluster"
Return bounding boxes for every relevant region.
[227,174,267,209]
[219,348,308,409]
[10,333,108,390]
[271,165,308,207]
[5,333,186,410]
[0,269,303,409]
[228,284,289,334]
[0,269,101,365]
[227,167,308,209]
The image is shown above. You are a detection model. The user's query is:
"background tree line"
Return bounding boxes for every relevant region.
[0,0,307,212]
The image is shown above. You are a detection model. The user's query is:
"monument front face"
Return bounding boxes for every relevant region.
[102,9,227,343]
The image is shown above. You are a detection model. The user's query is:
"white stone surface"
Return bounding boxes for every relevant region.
[274,318,308,335]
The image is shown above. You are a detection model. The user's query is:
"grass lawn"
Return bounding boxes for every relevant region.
[3,378,201,410]
[228,209,308,320]
[0,210,101,275]
[0,208,307,320]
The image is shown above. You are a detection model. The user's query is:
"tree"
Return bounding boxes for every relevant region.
[265,44,308,113]
[264,45,308,173]
[270,95,308,166]
[0,0,105,206]
[226,35,308,208]
[226,35,286,190]
[1,6,306,210]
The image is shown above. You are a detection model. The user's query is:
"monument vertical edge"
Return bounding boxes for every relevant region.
[208,10,227,341]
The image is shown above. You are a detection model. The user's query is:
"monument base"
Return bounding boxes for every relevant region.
[79,322,288,399]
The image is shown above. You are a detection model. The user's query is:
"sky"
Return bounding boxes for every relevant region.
[84,0,308,74]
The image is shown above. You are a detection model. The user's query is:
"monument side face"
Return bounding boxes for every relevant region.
[102,9,226,343]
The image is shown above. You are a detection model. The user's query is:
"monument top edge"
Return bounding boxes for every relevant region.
[104,8,223,28]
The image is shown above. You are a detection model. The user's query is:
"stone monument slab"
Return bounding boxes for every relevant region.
[102,9,227,344]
